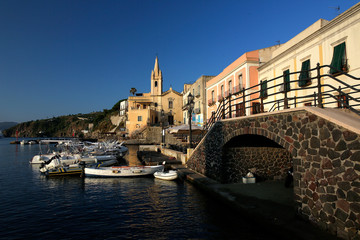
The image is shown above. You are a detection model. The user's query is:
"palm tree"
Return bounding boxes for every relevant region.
[130,88,137,96]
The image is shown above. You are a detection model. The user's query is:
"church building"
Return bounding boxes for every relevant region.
[126,57,183,136]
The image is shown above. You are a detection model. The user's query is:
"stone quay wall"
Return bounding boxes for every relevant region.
[222,147,292,183]
[186,109,360,239]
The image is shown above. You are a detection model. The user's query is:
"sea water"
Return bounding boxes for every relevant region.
[0,138,281,240]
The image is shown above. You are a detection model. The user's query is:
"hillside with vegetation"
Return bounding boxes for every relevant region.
[3,100,126,138]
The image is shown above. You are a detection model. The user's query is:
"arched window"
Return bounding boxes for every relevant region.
[155,81,158,87]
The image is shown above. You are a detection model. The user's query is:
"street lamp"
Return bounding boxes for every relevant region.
[161,109,165,146]
[187,93,195,148]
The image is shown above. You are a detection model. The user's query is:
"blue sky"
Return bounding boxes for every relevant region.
[0,0,358,123]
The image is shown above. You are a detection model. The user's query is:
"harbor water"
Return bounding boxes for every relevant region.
[0,138,282,240]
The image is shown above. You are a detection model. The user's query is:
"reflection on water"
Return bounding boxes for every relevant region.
[123,144,140,165]
[0,139,284,240]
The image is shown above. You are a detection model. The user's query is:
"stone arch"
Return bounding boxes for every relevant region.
[220,131,293,183]
[187,109,360,239]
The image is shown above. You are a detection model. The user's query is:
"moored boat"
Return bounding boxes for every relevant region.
[40,159,118,177]
[154,170,178,181]
[84,165,164,177]
[41,165,83,177]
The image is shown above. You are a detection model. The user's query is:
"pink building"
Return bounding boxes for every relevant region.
[206,46,279,122]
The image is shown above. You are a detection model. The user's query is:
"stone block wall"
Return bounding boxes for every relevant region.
[187,109,360,239]
[222,147,292,183]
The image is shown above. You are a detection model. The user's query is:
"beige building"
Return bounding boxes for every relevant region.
[126,57,183,136]
[206,46,279,122]
[259,2,360,111]
[183,75,214,126]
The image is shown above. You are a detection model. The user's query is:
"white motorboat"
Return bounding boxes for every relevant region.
[39,155,118,172]
[84,165,164,177]
[154,170,178,181]
[40,158,118,176]
[30,140,74,164]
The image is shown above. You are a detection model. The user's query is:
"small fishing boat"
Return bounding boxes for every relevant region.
[84,165,164,177]
[40,159,118,177]
[41,164,83,177]
[154,170,178,181]
[39,157,118,175]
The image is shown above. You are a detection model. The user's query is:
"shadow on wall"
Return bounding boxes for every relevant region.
[220,134,293,184]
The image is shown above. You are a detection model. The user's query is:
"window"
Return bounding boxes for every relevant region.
[169,100,173,109]
[138,116,142,121]
[229,80,232,94]
[252,102,261,114]
[155,81,158,87]
[283,70,290,92]
[237,74,243,92]
[330,42,347,75]
[221,85,224,98]
[197,85,200,96]
[260,80,267,98]
[211,90,214,102]
[154,103,158,107]
[236,103,245,117]
[299,59,311,87]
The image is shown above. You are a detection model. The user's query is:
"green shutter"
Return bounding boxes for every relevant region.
[299,60,310,87]
[283,70,290,92]
[260,80,267,98]
[330,42,346,74]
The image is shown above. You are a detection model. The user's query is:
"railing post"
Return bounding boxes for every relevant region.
[228,98,232,118]
[260,80,264,113]
[317,63,323,108]
[283,72,289,109]
[294,96,297,108]
[222,100,225,119]
[338,86,342,108]
[314,92,317,107]
[242,89,246,116]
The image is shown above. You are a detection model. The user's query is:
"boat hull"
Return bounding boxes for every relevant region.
[154,170,178,180]
[44,166,83,177]
[85,165,164,177]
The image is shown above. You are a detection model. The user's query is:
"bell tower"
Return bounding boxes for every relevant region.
[151,56,163,96]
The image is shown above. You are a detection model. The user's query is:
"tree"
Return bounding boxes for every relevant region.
[130,88,137,96]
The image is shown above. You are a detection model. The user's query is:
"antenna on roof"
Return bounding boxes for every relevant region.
[329,6,340,15]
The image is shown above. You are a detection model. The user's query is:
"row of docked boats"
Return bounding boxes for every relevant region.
[31,140,178,180]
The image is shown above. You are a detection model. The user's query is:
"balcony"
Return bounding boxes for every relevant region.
[233,85,243,95]
[218,95,224,102]
[208,99,216,106]
[225,90,232,98]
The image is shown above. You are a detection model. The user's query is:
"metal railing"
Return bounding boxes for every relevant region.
[192,63,360,147]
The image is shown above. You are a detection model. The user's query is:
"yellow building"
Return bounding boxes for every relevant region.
[259,2,360,112]
[126,57,183,136]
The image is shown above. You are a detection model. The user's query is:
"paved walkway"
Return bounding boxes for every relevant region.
[174,165,339,240]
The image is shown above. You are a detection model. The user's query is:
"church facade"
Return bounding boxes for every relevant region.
[126,57,183,136]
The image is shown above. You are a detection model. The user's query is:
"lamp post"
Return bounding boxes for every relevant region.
[161,109,165,146]
[187,93,195,149]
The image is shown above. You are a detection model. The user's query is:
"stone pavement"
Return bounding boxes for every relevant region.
[174,165,340,240]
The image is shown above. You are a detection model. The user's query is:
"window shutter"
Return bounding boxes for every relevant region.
[330,42,346,74]
[283,70,290,92]
[299,60,310,87]
[260,80,267,98]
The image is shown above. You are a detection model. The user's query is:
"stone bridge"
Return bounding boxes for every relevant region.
[187,106,360,238]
